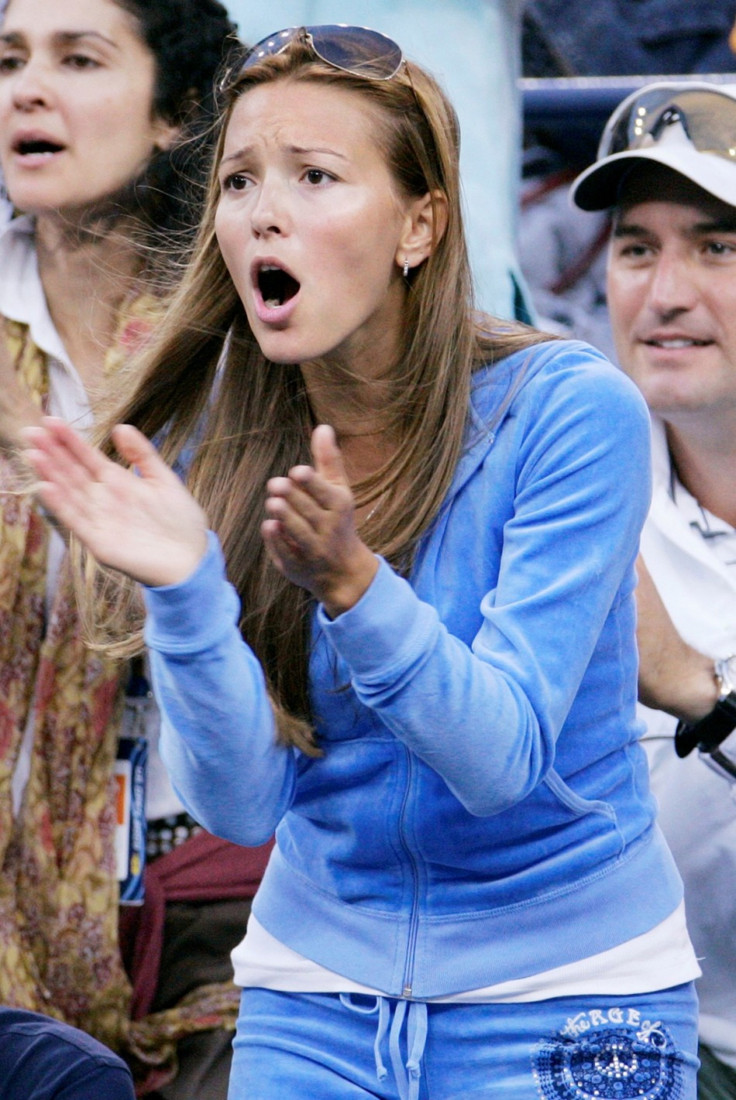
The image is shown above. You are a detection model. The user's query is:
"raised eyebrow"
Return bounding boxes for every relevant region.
[286,144,347,160]
[220,146,255,168]
[219,143,348,168]
[0,30,119,49]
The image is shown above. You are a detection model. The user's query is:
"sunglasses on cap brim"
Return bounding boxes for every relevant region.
[599,82,736,165]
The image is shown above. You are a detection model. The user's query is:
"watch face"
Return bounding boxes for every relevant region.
[717,654,736,697]
[712,651,736,695]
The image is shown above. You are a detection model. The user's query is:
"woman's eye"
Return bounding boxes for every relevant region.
[304,168,332,186]
[0,55,24,73]
[64,53,100,69]
[223,173,250,192]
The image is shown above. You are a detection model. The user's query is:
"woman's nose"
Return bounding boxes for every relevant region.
[250,180,289,238]
[10,61,54,112]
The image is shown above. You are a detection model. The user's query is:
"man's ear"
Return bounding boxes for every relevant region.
[396,190,448,275]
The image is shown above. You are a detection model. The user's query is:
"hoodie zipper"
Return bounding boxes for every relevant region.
[399,746,421,998]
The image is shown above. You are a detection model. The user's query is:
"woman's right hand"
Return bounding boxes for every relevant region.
[22,417,209,587]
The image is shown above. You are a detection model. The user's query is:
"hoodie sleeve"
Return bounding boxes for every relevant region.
[143,532,295,845]
[317,347,652,815]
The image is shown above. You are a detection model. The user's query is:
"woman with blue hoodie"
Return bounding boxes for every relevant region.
[23,25,701,1100]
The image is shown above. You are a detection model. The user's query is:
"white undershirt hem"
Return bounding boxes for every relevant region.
[232,901,700,1003]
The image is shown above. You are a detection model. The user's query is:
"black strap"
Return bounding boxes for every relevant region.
[675,692,736,758]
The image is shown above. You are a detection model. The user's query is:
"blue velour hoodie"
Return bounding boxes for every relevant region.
[144,339,682,1000]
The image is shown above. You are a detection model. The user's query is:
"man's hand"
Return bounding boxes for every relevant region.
[636,554,718,721]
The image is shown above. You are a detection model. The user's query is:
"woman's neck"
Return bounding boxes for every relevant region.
[34,212,144,394]
[300,358,399,483]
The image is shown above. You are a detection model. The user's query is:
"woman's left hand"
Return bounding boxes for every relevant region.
[262,424,379,617]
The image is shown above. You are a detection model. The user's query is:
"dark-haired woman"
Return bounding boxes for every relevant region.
[25,25,701,1100]
[0,0,258,1096]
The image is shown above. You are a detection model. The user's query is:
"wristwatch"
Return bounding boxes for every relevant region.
[675,654,736,758]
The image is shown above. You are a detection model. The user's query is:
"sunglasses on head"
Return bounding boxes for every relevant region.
[599,82,736,165]
[222,24,404,91]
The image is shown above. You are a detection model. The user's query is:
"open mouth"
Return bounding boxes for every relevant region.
[257,264,300,309]
[14,138,64,156]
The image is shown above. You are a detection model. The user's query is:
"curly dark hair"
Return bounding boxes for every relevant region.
[115,0,238,124]
[109,0,242,265]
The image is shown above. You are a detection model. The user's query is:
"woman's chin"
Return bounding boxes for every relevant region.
[252,327,330,367]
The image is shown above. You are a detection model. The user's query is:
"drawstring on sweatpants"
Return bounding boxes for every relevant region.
[374,995,391,1082]
[340,994,429,1100]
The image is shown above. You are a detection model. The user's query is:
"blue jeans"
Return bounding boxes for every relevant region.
[0,1007,135,1100]
[229,983,699,1100]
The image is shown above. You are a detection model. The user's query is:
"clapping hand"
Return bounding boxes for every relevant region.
[22,418,208,588]
[23,418,379,609]
[262,424,378,617]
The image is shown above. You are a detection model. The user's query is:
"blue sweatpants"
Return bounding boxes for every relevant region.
[229,982,698,1100]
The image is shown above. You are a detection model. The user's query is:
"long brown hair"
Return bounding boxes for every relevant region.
[84,35,551,752]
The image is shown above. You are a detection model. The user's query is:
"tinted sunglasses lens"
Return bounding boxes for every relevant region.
[668,91,736,159]
[308,25,403,79]
[240,28,299,71]
[602,87,682,155]
[602,86,736,162]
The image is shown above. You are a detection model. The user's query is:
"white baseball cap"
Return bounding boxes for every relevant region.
[571,81,736,212]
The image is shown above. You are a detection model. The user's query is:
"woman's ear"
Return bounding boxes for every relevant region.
[396,190,448,275]
[153,88,199,153]
[152,117,182,153]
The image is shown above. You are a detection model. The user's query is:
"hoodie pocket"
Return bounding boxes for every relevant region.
[544,767,624,855]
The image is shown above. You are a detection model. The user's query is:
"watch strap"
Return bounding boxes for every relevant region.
[675,691,736,758]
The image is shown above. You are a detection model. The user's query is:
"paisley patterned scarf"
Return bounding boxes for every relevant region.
[0,300,242,1093]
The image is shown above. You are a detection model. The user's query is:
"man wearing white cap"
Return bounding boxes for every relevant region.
[572,82,736,1100]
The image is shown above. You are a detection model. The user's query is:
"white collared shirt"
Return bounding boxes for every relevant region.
[640,415,736,1068]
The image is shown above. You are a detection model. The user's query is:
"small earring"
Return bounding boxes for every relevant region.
[403,258,410,278]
